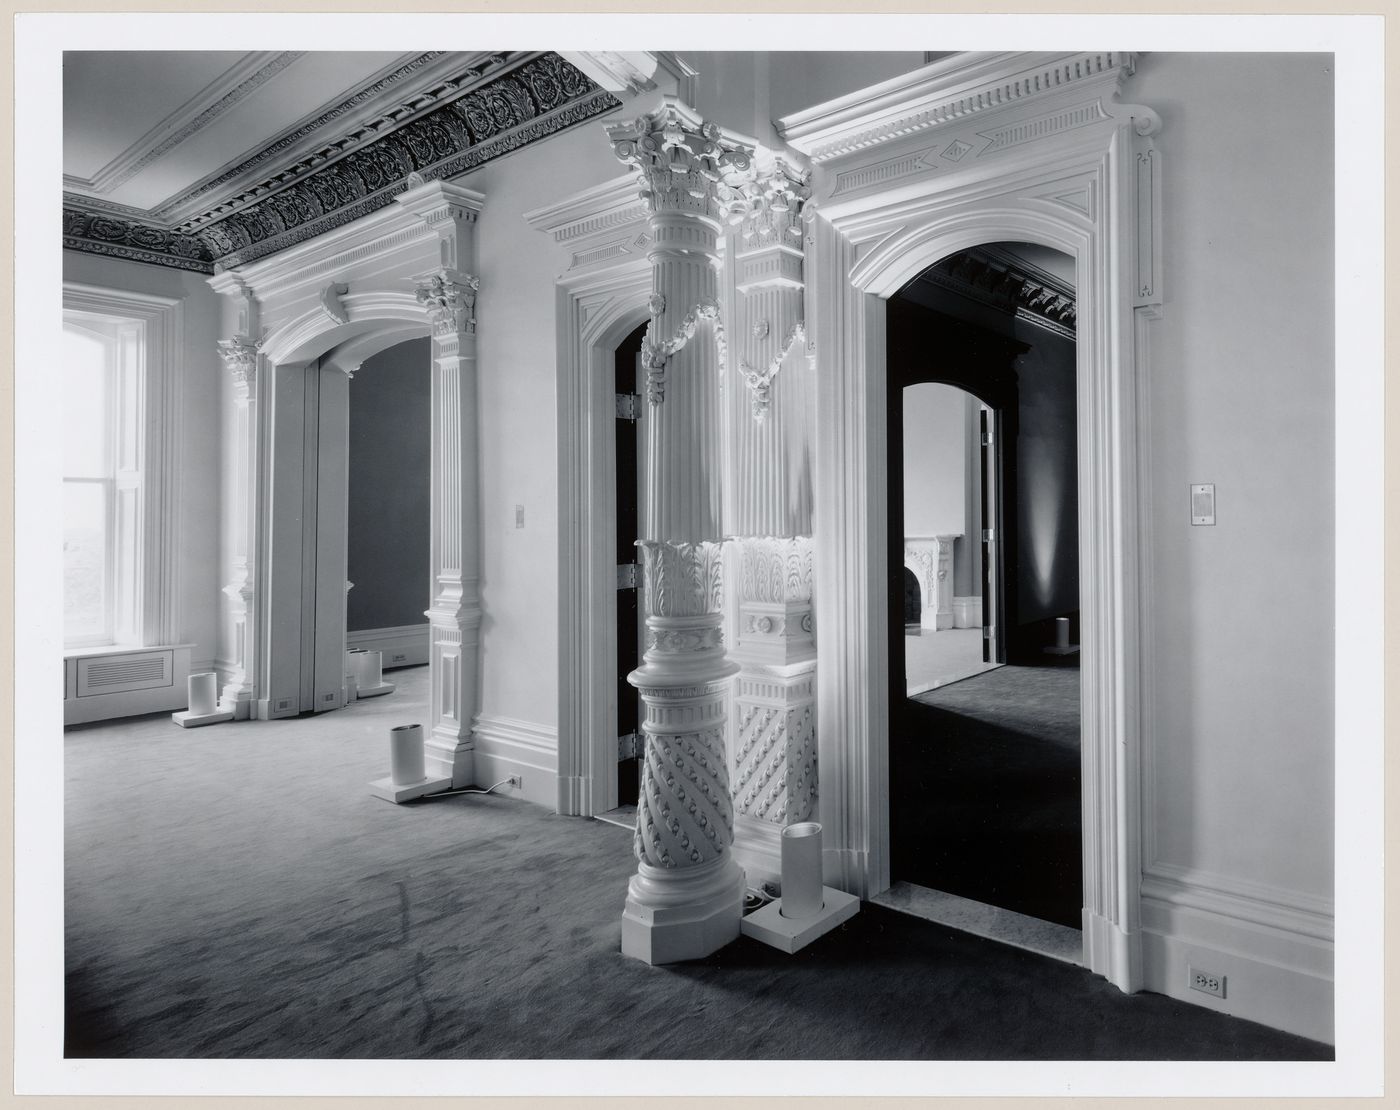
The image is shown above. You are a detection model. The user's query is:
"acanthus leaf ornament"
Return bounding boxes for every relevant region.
[414,269,480,336]
[217,336,260,395]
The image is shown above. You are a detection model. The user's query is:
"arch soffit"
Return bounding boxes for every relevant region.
[261,290,427,366]
[850,203,1089,301]
[579,272,652,353]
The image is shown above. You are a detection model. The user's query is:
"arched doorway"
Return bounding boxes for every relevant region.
[887,243,1083,939]
[794,56,1161,989]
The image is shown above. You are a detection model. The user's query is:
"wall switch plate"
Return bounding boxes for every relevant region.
[514,504,525,528]
[1188,965,1226,998]
[1191,483,1215,526]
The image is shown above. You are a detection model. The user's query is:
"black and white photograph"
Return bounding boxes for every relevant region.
[12,9,1385,1101]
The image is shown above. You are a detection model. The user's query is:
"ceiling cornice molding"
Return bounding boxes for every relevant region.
[560,51,660,94]
[915,245,1077,338]
[63,206,216,274]
[778,51,1135,164]
[160,51,507,230]
[64,52,304,197]
[63,53,621,275]
[523,173,648,243]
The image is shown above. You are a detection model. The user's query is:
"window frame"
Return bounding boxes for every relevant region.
[62,283,184,650]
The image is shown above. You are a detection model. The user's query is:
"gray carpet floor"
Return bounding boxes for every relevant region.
[64,667,1330,1060]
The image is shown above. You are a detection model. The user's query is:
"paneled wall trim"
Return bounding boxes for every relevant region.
[782,50,1164,993]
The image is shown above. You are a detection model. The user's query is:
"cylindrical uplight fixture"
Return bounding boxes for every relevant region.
[187,672,218,716]
[1055,616,1071,650]
[360,650,384,689]
[779,821,824,920]
[389,723,426,786]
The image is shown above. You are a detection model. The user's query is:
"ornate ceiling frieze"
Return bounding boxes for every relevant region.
[157,50,464,226]
[62,52,620,276]
[62,207,217,273]
[919,246,1077,338]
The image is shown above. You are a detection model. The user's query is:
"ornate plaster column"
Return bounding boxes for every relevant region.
[608,100,755,964]
[214,279,261,719]
[397,179,486,788]
[724,157,819,885]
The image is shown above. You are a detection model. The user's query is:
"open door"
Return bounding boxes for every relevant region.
[979,405,1003,666]
[613,323,647,812]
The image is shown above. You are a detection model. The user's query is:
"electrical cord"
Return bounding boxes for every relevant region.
[421,777,515,800]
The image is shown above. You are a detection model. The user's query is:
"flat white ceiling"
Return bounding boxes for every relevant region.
[63,50,415,213]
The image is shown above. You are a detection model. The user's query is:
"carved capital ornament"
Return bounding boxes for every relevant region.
[414,269,480,336]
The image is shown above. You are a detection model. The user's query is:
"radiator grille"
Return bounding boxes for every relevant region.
[77,651,172,696]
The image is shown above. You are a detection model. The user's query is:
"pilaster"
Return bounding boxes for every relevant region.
[398,179,486,788]
[215,279,261,719]
[720,154,819,887]
[609,99,756,963]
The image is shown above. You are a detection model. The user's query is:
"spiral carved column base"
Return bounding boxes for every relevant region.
[621,540,745,964]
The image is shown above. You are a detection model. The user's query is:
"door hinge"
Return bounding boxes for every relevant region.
[983,625,994,639]
[982,528,995,543]
[617,731,642,760]
[616,562,639,589]
[981,429,994,446]
[615,392,642,421]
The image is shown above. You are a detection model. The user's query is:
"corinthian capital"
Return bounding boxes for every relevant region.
[739,158,811,249]
[607,99,758,221]
[217,337,259,394]
[414,269,479,337]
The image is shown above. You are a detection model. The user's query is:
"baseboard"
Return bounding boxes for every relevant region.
[471,714,558,810]
[346,624,430,669]
[1140,864,1334,1045]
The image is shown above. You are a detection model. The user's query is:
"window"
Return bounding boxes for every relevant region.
[62,284,183,650]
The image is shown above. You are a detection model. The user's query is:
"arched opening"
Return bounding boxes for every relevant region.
[902,567,921,628]
[258,308,432,721]
[345,336,433,695]
[886,240,1084,951]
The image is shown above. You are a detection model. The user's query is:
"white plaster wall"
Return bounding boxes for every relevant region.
[901,382,965,537]
[61,251,223,671]
[1132,53,1334,899]
[465,108,634,734]
[690,52,926,146]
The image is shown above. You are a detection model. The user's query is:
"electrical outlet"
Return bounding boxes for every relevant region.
[276,698,292,712]
[1188,966,1226,998]
[508,775,522,789]
[391,653,406,664]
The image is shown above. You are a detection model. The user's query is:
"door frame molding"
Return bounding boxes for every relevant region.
[784,52,1161,990]
[527,174,652,816]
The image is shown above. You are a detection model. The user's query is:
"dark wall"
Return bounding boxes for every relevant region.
[1008,322,1078,629]
[347,338,431,632]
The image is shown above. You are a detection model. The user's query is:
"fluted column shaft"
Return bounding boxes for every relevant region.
[610,99,757,963]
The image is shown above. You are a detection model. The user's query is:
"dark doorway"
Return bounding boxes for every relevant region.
[903,568,921,630]
[614,321,647,809]
[887,243,1083,932]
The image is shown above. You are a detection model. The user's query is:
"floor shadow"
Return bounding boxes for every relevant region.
[892,661,1083,929]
